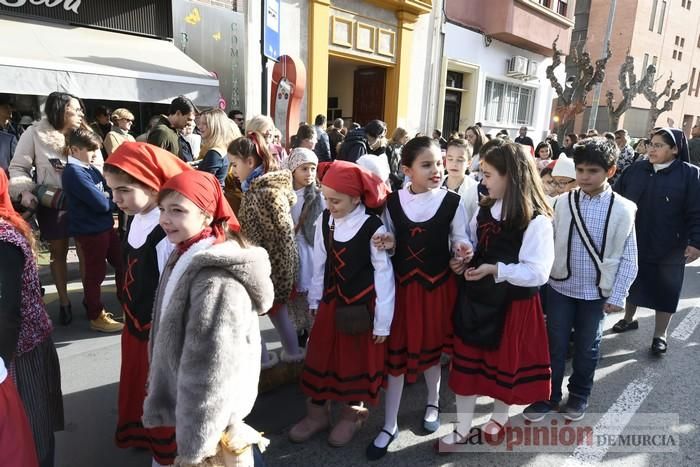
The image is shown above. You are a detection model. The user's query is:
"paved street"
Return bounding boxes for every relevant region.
[47,252,700,467]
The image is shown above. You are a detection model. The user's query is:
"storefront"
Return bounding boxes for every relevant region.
[0,0,220,107]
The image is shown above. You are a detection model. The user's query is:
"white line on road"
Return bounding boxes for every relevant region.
[670,306,700,342]
[563,306,700,466]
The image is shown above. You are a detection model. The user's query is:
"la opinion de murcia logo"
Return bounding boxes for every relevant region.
[0,0,81,14]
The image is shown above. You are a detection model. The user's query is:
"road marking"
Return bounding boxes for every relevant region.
[563,306,699,465]
[562,368,661,466]
[670,306,700,341]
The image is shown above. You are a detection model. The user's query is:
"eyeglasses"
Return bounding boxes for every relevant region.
[552,179,575,188]
[234,117,244,122]
[649,143,668,149]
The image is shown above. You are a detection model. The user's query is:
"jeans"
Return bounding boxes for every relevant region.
[546,287,606,404]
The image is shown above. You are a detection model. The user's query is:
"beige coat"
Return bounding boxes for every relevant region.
[9,119,104,199]
[103,128,135,155]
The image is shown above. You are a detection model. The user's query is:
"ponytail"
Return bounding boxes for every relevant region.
[227,132,278,173]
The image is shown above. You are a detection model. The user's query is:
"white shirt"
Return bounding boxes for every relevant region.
[291,187,325,293]
[0,356,6,383]
[383,187,472,251]
[469,199,554,287]
[308,204,395,336]
[127,207,174,274]
[67,155,90,168]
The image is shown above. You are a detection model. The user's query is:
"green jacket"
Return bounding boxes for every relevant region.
[147,115,180,157]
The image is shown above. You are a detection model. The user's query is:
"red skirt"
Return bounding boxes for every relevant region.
[116,328,177,465]
[448,295,551,405]
[301,298,386,405]
[387,276,457,383]
[0,376,38,467]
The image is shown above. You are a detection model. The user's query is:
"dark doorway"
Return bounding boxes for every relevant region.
[353,67,386,125]
[442,90,462,137]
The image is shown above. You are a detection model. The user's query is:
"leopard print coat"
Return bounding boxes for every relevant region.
[238,169,299,303]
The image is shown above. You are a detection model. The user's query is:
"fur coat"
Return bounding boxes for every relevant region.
[143,237,274,465]
[238,169,299,303]
[9,118,104,199]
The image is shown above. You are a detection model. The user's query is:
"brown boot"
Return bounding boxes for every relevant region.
[289,399,330,443]
[328,404,369,447]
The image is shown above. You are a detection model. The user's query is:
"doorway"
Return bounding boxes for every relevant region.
[353,67,386,125]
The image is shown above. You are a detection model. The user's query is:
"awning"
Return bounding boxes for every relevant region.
[0,17,220,106]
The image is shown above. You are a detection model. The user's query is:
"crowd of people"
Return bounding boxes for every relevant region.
[1,90,700,467]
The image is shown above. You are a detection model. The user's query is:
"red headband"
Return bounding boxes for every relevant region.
[161,171,240,242]
[320,160,389,209]
[107,142,192,191]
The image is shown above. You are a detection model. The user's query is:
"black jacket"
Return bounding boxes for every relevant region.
[337,129,369,163]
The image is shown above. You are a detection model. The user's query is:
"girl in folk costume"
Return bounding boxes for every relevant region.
[143,170,273,467]
[104,143,191,466]
[289,161,395,447]
[284,148,325,347]
[368,137,473,461]
[438,142,554,450]
[0,169,64,467]
[228,132,303,367]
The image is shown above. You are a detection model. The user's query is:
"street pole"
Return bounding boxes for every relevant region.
[261,0,268,115]
[587,0,617,131]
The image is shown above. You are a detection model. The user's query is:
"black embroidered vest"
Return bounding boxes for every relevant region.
[121,222,167,340]
[321,209,382,305]
[387,190,460,289]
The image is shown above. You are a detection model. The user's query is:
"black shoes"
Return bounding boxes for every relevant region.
[366,429,397,461]
[59,303,73,326]
[651,337,667,355]
[612,319,638,333]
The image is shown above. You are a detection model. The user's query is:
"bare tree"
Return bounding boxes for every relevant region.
[547,36,612,139]
[605,54,656,131]
[641,69,689,134]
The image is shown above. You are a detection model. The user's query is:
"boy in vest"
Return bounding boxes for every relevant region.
[524,137,638,422]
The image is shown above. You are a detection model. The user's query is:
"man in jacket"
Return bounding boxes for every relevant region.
[147,96,197,162]
[328,118,345,160]
[0,96,18,175]
[313,114,331,162]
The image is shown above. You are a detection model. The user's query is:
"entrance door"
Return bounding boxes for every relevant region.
[442,90,462,137]
[353,67,386,125]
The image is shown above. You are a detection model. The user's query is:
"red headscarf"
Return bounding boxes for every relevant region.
[320,160,389,209]
[0,170,31,240]
[107,142,192,191]
[161,170,240,246]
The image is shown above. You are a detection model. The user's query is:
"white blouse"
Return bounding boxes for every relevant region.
[383,187,472,251]
[308,204,395,336]
[127,207,174,275]
[291,187,325,293]
[468,199,554,287]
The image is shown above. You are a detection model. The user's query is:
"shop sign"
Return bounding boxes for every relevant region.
[0,1,80,14]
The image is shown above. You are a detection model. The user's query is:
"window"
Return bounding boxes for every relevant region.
[642,53,649,72]
[681,37,685,47]
[649,0,658,31]
[482,79,536,126]
[658,1,667,33]
[682,0,686,6]
[557,0,568,16]
[679,51,683,60]
[675,36,680,46]
[446,71,464,89]
[690,68,697,96]
[538,0,552,7]
[673,50,678,59]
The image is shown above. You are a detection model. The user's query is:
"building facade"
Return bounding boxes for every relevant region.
[440,0,575,142]
[244,0,442,134]
[574,0,700,137]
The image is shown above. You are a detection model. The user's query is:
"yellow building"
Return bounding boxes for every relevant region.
[245,0,440,133]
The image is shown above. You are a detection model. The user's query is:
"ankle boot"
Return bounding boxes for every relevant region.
[328,404,369,447]
[289,400,330,443]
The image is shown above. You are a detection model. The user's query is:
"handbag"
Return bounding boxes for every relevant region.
[326,218,373,336]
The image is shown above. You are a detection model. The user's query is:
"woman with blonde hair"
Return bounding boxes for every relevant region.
[103,108,136,156]
[246,114,287,161]
[197,108,238,188]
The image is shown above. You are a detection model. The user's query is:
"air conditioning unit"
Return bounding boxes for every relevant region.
[527,59,539,78]
[507,56,528,77]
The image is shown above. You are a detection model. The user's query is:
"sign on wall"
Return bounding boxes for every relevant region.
[263,0,280,60]
[0,0,173,38]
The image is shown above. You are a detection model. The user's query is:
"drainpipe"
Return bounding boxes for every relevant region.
[424,0,446,134]
[587,0,617,131]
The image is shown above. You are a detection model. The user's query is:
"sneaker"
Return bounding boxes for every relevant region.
[563,397,588,422]
[90,311,124,333]
[523,400,559,422]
